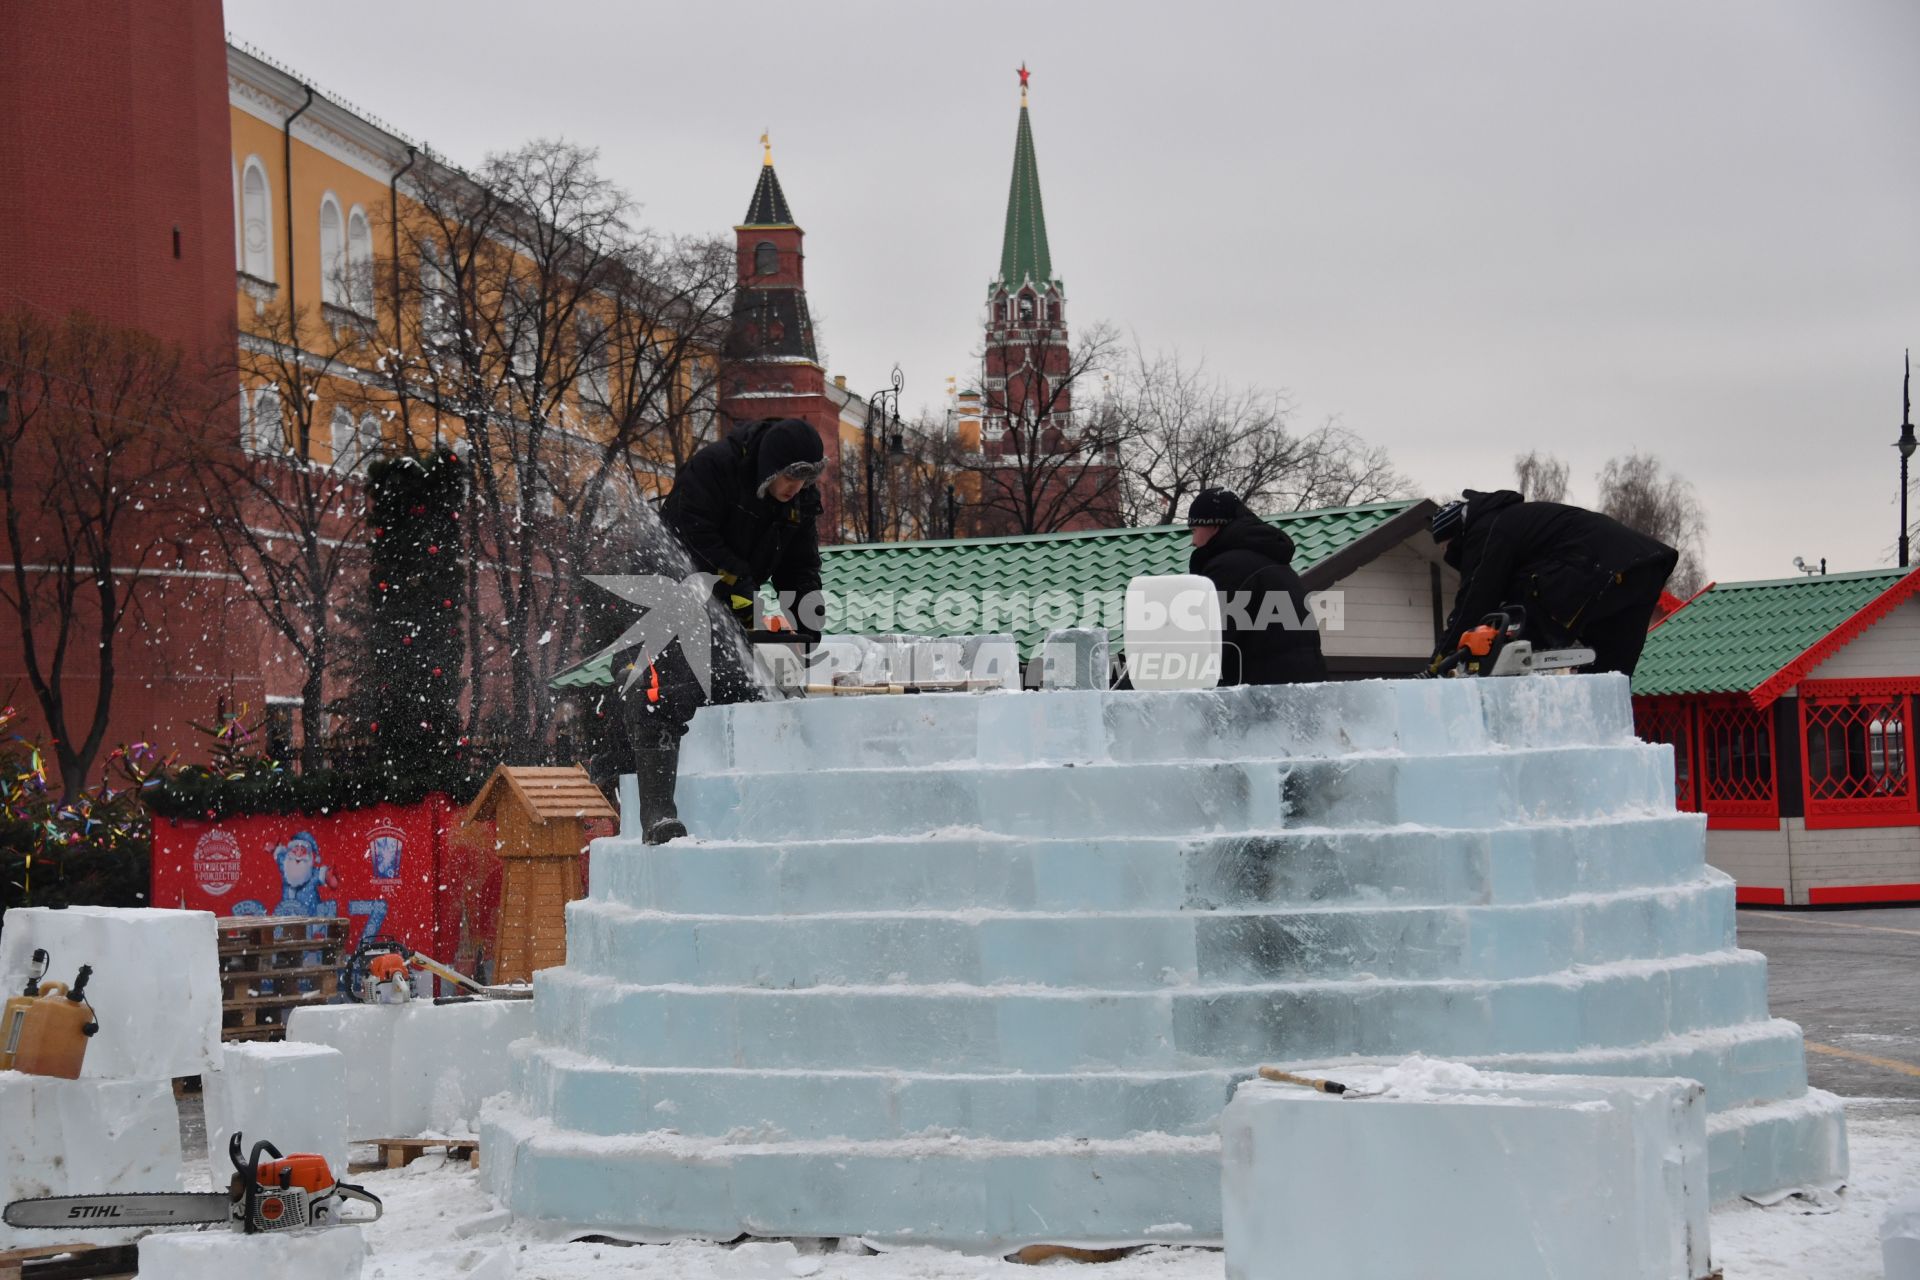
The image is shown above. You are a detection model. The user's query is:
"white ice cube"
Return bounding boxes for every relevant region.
[139,1223,365,1280]
[1886,1189,1920,1280]
[203,1041,348,1190]
[1123,575,1221,691]
[0,1073,185,1249]
[0,906,221,1081]
[1222,1062,1711,1280]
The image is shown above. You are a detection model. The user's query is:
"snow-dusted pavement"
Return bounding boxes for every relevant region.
[353,1099,1920,1280]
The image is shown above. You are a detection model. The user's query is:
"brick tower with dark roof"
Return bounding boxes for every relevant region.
[718,137,843,537]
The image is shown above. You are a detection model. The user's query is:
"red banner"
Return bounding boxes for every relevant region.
[153,801,449,956]
[154,793,604,982]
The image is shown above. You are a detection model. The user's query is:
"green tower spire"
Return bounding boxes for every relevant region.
[996,68,1058,296]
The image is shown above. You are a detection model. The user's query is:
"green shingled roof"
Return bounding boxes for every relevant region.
[553,501,1418,689]
[1631,568,1911,699]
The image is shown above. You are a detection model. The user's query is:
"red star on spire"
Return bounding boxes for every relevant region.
[1017,63,1030,90]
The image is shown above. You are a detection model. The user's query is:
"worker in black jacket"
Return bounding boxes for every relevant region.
[626,417,827,843]
[1187,489,1327,686]
[1429,488,1678,676]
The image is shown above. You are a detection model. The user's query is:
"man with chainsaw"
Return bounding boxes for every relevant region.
[623,417,828,845]
[1429,489,1678,677]
[1187,488,1327,686]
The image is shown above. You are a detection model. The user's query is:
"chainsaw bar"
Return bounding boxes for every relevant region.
[3,1191,230,1229]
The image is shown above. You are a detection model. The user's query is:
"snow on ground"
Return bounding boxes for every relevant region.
[352,1099,1920,1280]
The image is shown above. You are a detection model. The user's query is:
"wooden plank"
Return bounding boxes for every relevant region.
[18,1244,137,1280]
[221,990,334,1012]
[372,1137,479,1170]
[221,964,341,988]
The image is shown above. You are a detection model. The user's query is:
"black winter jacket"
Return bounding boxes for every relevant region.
[1440,490,1678,652]
[660,420,825,633]
[1189,515,1327,686]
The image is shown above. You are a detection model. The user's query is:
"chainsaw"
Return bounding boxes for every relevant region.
[346,938,530,1004]
[2,1133,381,1234]
[1429,606,1596,678]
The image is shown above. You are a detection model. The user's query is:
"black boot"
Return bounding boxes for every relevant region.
[634,731,689,845]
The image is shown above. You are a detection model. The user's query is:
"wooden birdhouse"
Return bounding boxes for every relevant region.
[463,765,617,984]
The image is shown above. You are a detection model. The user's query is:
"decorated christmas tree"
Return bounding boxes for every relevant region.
[354,448,470,788]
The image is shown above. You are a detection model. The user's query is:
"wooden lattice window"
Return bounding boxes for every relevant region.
[1799,681,1920,829]
[1697,698,1777,827]
[1633,698,1697,812]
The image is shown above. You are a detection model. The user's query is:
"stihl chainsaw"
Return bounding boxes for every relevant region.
[1430,606,1596,678]
[2,1133,381,1234]
[345,938,531,1004]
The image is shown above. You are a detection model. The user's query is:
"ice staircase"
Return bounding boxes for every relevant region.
[481,675,1847,1249]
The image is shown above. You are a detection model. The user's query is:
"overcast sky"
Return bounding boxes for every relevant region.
[228,0,1920,582]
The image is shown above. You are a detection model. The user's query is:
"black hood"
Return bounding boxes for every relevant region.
[1443,489,1524,569]
[1464,488,1523,527]
[1191,513,1297,573]
[743,418,825,487]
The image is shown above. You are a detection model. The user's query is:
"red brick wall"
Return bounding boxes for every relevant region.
[0,0,236,355]
[0,0,251,786]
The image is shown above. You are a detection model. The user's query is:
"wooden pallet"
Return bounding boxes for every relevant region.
[360,1137,479,1170]
[214,916,349,1042]
[0,1243,136,1280]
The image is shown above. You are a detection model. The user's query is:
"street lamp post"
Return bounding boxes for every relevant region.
[1899,349,1916,570]
[866,364,905,541]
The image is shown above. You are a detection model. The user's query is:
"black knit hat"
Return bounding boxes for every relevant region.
[1187,488,1248,527]
[752,419,826,488]
[1430,497,1469,543]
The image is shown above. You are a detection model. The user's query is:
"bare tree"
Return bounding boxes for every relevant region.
[962,320,1128,535]
[842,409,976,543]
[1596,452,1707,596]
[196,303,375,769]
[1114,346,1405,525]
[1513,450,1570,504]
[366,140,733,749]
[0,308,208,796]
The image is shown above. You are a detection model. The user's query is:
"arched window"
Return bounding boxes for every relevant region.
[346,207,373,315]
[247,387,285,455]
[576,313,609,407]
[1018,293,1035,322]
[357,414,382,468]
[241,158,273,281]
[318,195,345,307]
[754,241,779,276]
[419,240,455,346]
[329,406,356,466]
[232,159,242,270]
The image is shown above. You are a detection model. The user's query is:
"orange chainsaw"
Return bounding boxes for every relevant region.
[2,1133,381,1234]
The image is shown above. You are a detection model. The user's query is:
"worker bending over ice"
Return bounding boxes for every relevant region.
[1429,488,1678,677]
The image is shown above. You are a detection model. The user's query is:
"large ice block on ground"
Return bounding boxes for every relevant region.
[1222,1060,1712,1280]
[484,676,1847,1248]
[287,999,531,1138]
[0,1072,185,1249]
[138,1223,366,1280]
[0,906,220,1080]
[1886,1189,1920,1279]
[204,1041,348,1190]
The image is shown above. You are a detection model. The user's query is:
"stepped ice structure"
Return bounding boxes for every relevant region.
[481,675,1847,1249]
